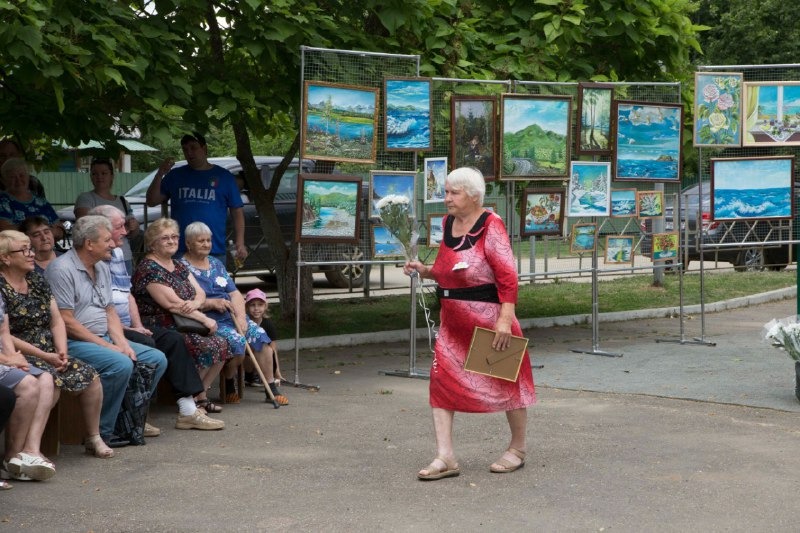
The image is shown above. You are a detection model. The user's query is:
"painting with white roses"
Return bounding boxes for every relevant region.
[694,72,743,147]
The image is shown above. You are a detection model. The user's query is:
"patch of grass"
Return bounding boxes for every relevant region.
[272,270,796,339]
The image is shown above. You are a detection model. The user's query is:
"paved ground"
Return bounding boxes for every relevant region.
[3,295,800,532]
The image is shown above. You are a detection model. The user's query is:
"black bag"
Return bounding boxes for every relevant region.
[172,313,210,336]
[114,363,158,445]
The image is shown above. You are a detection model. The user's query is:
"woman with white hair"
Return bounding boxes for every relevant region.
[404,167,536,480]
[0,158,63,239]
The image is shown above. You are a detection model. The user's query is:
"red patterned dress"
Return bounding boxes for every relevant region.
[429,211,536,413]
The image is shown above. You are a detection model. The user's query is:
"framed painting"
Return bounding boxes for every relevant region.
[570,223,597,254]
[694,72,743,147]
[576,83,613,155]
[372,225,406,258]
[424,157,447,203]
[384,77,432,151]
[450,95,497,180]
[484,203,497,213]
[295,174,362,244]
[710,156,794,221]
[610,188,638,218]
[426,213,446,247]
[743,82,800,146]
[500,94,572,180]
[605,235,634,265]
[651,233,679,262]
[521,188,565,237]
[302,81,379,164]
[369,170,417,220]
[612,100,683,182]
[567,161,611,217]
[637,190,664,218]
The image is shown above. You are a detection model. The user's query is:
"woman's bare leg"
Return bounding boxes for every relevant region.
[4,376,37,461]
[79,378,104,437]
[22,373,56,457]
[490,407,527,470]
[418,407,458,475]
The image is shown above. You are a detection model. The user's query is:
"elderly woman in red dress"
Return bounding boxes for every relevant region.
[404,167,536,480]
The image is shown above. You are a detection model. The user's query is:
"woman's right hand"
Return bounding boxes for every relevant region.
[403,260,428,278]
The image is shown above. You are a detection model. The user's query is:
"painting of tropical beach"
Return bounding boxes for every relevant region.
[501,94,571,180]
[567,161,611,217]
[384,77,432,151]
[710,156,794,221]
[613,101,683,182]
[302,81,378,164]
[743,82,800,147]
[296,174,362,243]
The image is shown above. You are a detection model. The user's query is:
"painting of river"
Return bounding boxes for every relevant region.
[384,78,432,151]
[296,174,362,243]
[302,81,378,164]
[570,223,597,253]
[567,161,611,217]
[710,156,794,221]
[613,101,683,182]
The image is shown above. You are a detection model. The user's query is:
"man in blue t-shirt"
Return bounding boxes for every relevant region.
[145,133,247,262]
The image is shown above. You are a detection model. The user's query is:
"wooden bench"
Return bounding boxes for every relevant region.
[41,393,85,457]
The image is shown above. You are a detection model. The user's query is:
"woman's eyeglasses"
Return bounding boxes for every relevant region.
[158,234,180,243]
[8,247,34,256]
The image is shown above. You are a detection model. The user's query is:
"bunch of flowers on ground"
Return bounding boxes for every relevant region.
[763,316,800,361]
[375,194,418,261]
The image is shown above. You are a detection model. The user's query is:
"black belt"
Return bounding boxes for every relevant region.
[436,283,499,303]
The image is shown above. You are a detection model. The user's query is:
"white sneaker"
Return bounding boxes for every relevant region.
[16,453,55,481]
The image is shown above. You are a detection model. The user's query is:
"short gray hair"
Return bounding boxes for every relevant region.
[73,215,112,248]
[446,167,485,205]
[184,221,212,243]
[1,158,28,181]
[88,204,125,223]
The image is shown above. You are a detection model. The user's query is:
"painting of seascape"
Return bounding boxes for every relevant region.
[501,94,571,180]
[302,81,379,164]
[694,72,743,147]
[372,225,405,258]
[743,82,800,146]
[369,170,416,219]
[384,78,432,151]
[613,101,683,182]
[296,174,362,243]
[610,188,638,217]
[567,161,611,217]
[710,156,794,221]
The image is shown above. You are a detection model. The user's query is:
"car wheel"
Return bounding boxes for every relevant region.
[734,248,765,272]
[324,244,365,288]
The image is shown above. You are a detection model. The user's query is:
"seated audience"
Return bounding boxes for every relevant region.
[19,216,61,273]
[0,230,113,457]
[0,297,57,483]
[0,158,62,240]
[243,288,288,405]
[131,218,230,414]
[0,139,45,198]
[45,216,167,448]
[75,158,140,273]
[89,206,222,430]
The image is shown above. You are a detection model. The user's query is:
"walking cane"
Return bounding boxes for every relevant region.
[233,316,280,409]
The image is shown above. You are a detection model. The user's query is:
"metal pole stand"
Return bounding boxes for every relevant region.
[289,242,320,391]
[570,240,622,357]
[380,272,430,380]
[655,261,716,347]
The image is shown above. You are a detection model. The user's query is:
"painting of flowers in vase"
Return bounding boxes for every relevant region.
[743,82,800,147]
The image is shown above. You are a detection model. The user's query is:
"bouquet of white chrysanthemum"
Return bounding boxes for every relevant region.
[763,316,800,361]
[375,194,418,261]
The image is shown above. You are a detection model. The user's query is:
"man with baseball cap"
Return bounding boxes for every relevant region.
[146,132,247,263]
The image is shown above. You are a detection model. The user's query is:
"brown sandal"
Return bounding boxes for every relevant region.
[490,448,526,473]
[418,457,460,481]
[196,399,223,413]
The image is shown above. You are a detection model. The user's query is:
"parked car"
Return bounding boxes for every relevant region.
[641,184,792,271]
[57,156,371,288]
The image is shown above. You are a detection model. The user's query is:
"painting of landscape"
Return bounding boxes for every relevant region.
[296,174,362,243]
[743,82,800,147]
[501,94,571,180]
[369,170,416,219]
[567,161,611,217]
[372,225,405,258]
[570,223,597,253]
[694,72,743,147]
[302,81,378,164]
[384,77,432,151]
[613,101,683,182]
[710,156,794,221]
[577,83,613,154]
[610,188,638,217]
[605,236,634,265]
[451,95,497,179]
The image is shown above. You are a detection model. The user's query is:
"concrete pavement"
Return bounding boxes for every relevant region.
[3,292,800,531]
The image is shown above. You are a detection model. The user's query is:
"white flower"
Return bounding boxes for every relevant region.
[214,276,228,288]
[763,316,800,361]
[375,194,410,210]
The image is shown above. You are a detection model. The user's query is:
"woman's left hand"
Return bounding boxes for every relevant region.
[204,298,231,313]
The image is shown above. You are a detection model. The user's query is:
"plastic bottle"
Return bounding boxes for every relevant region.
[228,240,243,270]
